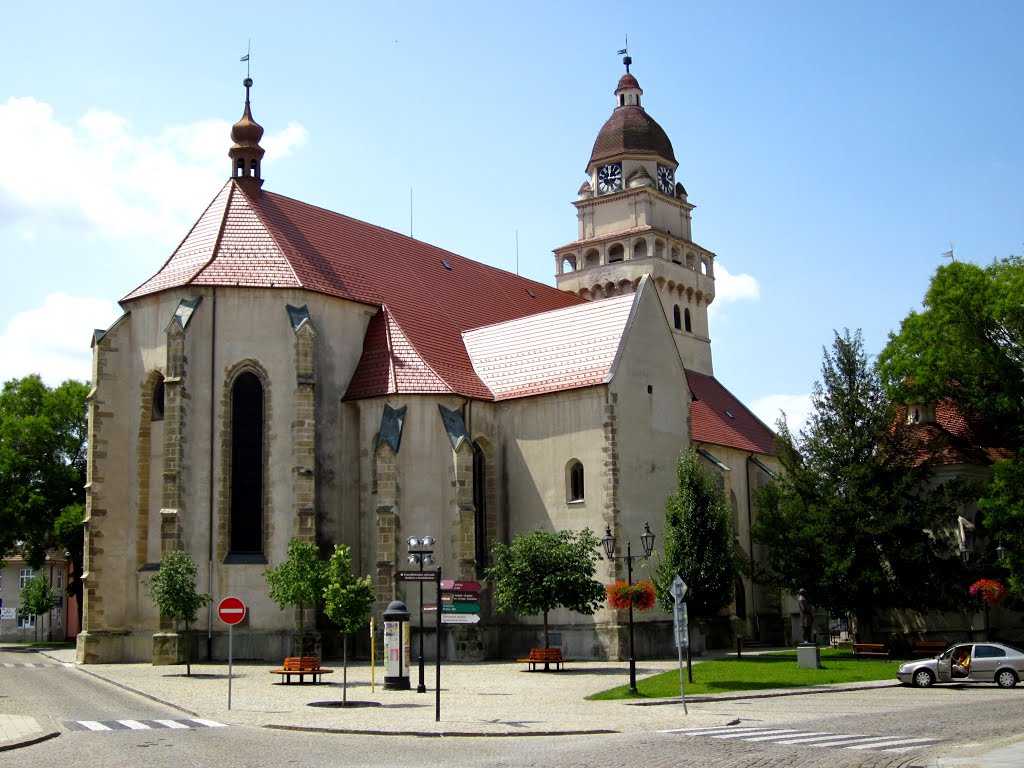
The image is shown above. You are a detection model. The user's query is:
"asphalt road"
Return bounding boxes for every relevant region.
[5,646,1022,768]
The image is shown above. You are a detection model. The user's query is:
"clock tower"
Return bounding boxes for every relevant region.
[554,62,716,374]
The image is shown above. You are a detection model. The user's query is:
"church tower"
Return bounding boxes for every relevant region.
[554,58,716,374]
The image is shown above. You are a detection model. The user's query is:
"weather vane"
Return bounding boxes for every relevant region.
[240,39,251,79]
[618,35,631,72]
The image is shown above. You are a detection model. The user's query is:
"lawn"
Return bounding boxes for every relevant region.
[587,648,897,700]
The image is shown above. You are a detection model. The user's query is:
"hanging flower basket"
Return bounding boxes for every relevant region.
[969,579,1007,605]
[607,579,656,611]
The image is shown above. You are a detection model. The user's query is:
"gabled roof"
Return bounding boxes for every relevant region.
[686,370,776,455]
[463,293,636,400]
[906,400,1014,467]
[125,180,584,399]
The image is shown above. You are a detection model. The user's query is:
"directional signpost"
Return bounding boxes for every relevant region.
[670,576,689,714]
[218,597,246,710]
[439,579,481,626]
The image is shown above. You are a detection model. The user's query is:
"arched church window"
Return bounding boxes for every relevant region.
[673,305,681,330]
[684,308,692,333]
[235,159,245,177]
[633,239,648,260]
[567,460,584,502]
[230,371,264,555]
[151,376,165,421]
[619,94,625,106]
[608,244,624,263]
[473,442,487,574]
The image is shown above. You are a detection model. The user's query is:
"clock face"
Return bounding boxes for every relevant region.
[597,162,623,194]
[657,164,675,194]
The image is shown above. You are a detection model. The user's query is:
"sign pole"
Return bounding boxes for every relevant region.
[369,617,375,693]
[217,597,246,712]
[228,623,233,710]
[435,566,441,723]
[670,575,689,714]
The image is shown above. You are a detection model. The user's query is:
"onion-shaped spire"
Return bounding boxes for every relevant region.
[229,77,266,189]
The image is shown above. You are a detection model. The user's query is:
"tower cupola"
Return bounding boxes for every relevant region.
[229,77,265,189]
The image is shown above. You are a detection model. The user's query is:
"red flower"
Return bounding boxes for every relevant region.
[607,579,657,611]
[969,579,1007,605]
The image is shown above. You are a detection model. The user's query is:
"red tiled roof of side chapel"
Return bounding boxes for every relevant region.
[123,180,584,399]
[686,370,777,455]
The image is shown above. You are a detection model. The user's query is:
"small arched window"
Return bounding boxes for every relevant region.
[608,244,625,263]
[151,377,165,421]
[567,460,584,502]
[684,308,692,333]
[473,442,487,573]
[673,305,682,330]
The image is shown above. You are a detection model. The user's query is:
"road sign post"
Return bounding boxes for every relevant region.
[218,597,246,710]
[670,576,689,714]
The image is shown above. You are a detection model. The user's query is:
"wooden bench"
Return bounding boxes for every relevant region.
[517,647,571,671]
[852,643,891,660]
[269,656,334,684]
[912,641,948,657]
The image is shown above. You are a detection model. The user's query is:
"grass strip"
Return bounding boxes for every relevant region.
[587,648,896,700]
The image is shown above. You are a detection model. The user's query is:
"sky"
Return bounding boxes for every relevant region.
[1,1,1022,434]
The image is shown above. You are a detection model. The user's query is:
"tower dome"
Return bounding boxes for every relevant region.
[588,71,676,168]
[229,77,266,189]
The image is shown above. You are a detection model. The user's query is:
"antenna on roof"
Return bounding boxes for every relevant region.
[618,36,631,72]
[515,229,519,275]
[240,39,251,78]
[410,187,413,238]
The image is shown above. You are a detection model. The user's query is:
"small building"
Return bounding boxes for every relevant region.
[0,550,76,643]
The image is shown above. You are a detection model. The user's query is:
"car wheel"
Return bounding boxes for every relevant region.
[996,670,1018,689]
[913,668,935,688]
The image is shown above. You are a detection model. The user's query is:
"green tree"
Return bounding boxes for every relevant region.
[878,257,1024,450]
[656,450,736,619]
[265,538,328,655]
[879,256,1024,593]
[486,528,606,654]
[145,549,211,676]
[656,450,736,681]
[753,330,968,636]
[0,375,88,568]
[18,575,57,643]
[323,544,375,705]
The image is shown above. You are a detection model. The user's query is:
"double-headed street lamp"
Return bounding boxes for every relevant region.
[406,535,435,694]
[602,522,655,695]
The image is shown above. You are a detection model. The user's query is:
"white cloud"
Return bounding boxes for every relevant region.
[749,393,813,436]
[0,97,307,243]
[713,261,760,304]
[0,293,122,386]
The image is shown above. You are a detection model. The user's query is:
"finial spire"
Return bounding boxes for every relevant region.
[240,39,251,78]
[618,36,631,73]
[229,72,265,190]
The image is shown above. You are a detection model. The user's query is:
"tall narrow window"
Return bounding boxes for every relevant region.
[673,305,681,330]
[230,371,264,554]
[684,308,692,332]
[567,460,584,502]
[152,377,165,421]
[472,442,487,574]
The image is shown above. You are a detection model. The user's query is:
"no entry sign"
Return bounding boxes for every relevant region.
[218,596,246,626]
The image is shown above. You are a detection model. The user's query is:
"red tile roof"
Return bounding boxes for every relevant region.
[906,400,1014,467]
[124,180,584,399]
[463,293,635,400]
[686,370,776,455]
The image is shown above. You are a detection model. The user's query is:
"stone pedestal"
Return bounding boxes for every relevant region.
[797,642,820,669]
[152,632,183,665]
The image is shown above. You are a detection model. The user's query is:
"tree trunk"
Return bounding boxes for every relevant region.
[184,621,192,676]
[542,610,550,671]
[342,633,348,706]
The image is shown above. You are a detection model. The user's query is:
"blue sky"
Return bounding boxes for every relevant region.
[1,2,1021,433]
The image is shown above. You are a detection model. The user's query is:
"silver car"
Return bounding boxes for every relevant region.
[897,642,1024,688]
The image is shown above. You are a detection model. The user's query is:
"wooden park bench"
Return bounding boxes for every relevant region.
[912,641,948,657]
[517,647,571,671]
[852,643,891,660]
[269,656,334,684]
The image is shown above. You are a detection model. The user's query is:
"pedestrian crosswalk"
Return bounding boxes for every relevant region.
[64,718,227,732]
[659,724,941,752]
[1,662,71,668]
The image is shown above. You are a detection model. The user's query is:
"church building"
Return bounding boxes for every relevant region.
[76,60,782,664]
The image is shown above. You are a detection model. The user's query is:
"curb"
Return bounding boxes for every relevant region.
[630,679,900,705]
[265,724,620,738]
[0,730,60,752]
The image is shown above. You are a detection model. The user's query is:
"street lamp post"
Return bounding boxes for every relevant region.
[602,522,655,695]
[406,536,435,694]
